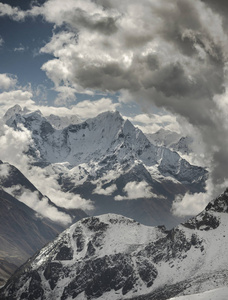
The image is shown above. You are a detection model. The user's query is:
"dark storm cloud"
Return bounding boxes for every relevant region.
[202,0,228,25]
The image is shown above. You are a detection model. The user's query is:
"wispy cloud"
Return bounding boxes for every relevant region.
[127,113,181,134]
[0,36,4,47]
[14,46,26,52]
[4,185,72,225]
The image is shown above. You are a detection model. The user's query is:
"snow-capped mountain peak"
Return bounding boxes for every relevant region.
[2,106,208,228]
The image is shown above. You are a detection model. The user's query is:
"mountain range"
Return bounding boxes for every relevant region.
[0,105,227,299]
[1,189,228,299]
[2,105,208,229]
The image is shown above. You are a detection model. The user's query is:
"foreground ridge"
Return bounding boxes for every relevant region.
[1,189,228,299]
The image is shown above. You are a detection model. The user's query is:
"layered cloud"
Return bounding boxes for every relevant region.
[4,185,72,225]
[127,112,181,134]
[0,82,119,121]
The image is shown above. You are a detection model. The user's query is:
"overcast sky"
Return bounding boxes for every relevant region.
[1,0,228,197]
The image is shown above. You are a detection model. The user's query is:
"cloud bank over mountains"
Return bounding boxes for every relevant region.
[1,0,228,206]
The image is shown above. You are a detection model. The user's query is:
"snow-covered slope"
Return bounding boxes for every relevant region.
[2,106,207,228]
[4,105,204,182]
[2,189,228,300]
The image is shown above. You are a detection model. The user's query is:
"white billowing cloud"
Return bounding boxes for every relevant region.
[115,181,156,201]
[0,163,10,178]
[0,3,26,20]
[54,86,77,106]
[4,185,72,225]
[0,90,34,117]
[93,184,117,196]
[0,123,34,168]
[172,178,214,217]
[22,164,94,212]
[128,112,181,134]
[0,74,17,90]
[71,98,119,119]
[0,84,118,121]
[35,97,119,120]
[33,0,228,97]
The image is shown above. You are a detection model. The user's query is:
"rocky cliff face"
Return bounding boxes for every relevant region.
[2,189,228,300]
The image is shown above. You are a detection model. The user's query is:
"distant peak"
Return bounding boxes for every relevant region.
[97,110,122,119]
[11,104,22,111]
[86,110,124,125]
[3,104,22,120]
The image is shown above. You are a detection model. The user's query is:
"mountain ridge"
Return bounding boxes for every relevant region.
[1,189,228,299]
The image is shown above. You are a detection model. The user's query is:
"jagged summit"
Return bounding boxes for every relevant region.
[205,188,228,213]
[3,105,81,131]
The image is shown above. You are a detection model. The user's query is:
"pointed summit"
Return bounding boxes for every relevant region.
[3,104,22,122]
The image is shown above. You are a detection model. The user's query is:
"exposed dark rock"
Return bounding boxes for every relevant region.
[44,262,62,290]
[81,217,109,232]
[55,245,73,260]
[28,271,43,299]
[183,212,220,231]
